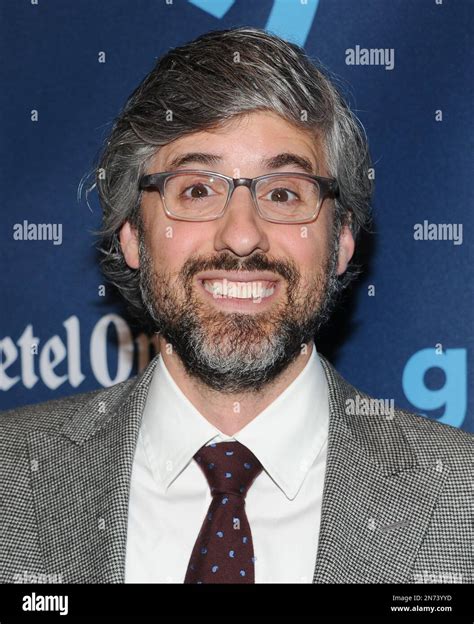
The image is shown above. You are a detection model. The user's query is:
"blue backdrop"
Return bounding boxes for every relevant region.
[1,0,472,433]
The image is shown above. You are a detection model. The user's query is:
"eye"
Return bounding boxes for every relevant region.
[264,187,300,203]
[182,183,217,200]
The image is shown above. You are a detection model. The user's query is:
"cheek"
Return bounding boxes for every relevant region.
[145,208,211,272]
[278,225,329,275]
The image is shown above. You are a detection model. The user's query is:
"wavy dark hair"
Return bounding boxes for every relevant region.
[93,26,373,321]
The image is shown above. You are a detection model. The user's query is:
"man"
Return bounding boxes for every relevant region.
[1,27,472,585]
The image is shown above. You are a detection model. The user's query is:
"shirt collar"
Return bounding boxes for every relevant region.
[141,343,329,500]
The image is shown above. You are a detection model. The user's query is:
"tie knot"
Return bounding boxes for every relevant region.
[194,441,263,498]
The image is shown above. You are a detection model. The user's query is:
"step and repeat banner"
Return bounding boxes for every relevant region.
[0,0,472,432]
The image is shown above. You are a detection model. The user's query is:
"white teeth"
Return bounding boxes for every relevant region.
[202,279,276,302]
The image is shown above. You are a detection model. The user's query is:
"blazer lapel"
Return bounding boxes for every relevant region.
[313,356,451,583]
[27,355,159,582]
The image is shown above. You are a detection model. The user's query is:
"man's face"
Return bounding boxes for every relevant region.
[120,111,354,393]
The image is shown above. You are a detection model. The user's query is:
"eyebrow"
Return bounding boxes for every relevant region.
[165,151,316,175]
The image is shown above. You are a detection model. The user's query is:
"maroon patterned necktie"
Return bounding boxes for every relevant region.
[184,441,263,583]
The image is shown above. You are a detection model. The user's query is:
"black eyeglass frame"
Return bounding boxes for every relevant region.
[138,169,339,224]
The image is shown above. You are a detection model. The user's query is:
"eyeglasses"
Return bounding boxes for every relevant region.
[139,169,339,224]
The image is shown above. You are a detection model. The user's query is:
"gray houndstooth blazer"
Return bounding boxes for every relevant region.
[0,354,472,584]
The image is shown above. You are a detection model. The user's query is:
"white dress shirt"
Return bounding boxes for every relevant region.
[125,343,329,583]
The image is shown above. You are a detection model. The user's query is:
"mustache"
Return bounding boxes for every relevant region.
[181,252,299,284]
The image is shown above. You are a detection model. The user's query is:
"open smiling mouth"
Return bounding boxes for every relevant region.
[196,276,281,310]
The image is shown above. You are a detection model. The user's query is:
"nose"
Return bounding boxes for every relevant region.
[213,185,270,257]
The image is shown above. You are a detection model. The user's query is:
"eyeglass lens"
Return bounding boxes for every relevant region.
[163,172,321,221]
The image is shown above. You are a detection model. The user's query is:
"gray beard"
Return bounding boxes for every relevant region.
[137,224,343,394]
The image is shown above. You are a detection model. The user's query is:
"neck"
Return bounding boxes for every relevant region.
[158,337,313,436]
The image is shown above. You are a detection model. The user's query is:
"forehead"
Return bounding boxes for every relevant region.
[148,111,327,175]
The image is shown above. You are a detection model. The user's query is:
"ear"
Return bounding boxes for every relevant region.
[336,224,355,275]
[119,221,140,269]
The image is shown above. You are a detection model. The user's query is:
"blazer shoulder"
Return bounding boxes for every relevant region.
[0,375,139,438]
[348,383,473,464]
[394,406,473,459]
[319,354,473,466]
